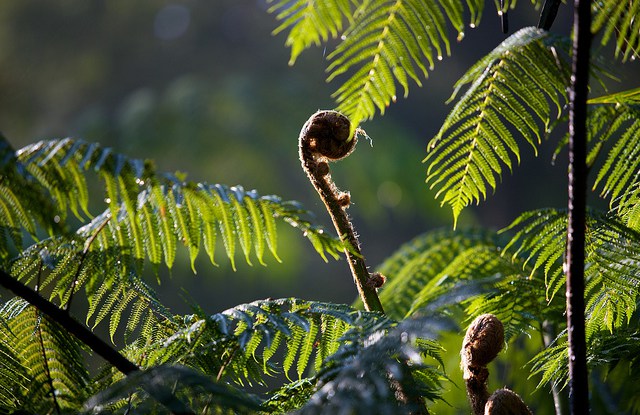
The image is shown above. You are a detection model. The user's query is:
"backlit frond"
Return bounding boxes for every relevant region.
[592,0,640,62]
[269,0,355,65]
[0,298,89,412]
[16,138,347,268]
[327,0,468,130]
[588,89,640,229]
[425,27,570,225]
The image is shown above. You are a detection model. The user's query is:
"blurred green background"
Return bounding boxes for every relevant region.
[1,1,636,412]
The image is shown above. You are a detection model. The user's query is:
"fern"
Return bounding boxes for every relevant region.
[592,0,640,62]
[587,89,640,229]
[298,316,446,414]
[504,208,640,334]
[107,298,386,390]
[377,228,560,341]
[0,298,90,412]
[15,138,346,268]
[83,364,261,414]
[376,228,497,319]
[269,0,355,65]
[424,27,570,225]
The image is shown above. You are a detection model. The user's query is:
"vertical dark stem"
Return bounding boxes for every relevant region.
[566,0,591,411]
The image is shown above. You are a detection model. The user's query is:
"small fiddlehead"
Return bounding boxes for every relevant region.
[461,314,531,415]
[298,110,384,313]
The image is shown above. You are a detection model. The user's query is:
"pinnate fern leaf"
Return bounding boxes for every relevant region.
[269,0,355,65]
[119,298,385,389]
[8,138,347,279]
[425,27,570,225]
[328,0,466,131]
[592,0,640,62]
[588,89,640,229]
[0,298,89,412]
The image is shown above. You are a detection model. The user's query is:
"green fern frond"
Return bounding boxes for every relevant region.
[592,0,640,62]
[586,91,640,228]
[83,364,262,414]
[16,138,346,268]
[425,27,570,225]
[118,298,384,388]
[11,237,175,344]
[376,228,498,319]
[269,0,355,65]
[0,298,89,412]
[504,209,640,334]
[299,316,446,413]
[327,0,467,131]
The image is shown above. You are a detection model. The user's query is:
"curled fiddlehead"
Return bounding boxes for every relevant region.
[298,110,384,313]
[461,314,532,415]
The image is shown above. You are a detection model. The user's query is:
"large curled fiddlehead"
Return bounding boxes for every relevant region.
[461,314,532,415]
[299,110,384,313]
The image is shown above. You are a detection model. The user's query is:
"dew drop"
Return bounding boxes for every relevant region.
[341,35,346,40]
[470,23,476,28]
[104,198,111,204]
[392,95,397,103]
[437,55,443,61]
[498,10,503,16]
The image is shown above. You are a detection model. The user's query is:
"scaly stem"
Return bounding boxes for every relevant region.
[298,111,384,313]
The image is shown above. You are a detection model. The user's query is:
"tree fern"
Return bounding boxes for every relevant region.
[84,364,261,414]
[424,27,570,225]
[105,299,386,389]
[504,208,640,335]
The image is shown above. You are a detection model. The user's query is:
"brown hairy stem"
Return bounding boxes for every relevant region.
[298,110,384,313]
[461,314,531,415]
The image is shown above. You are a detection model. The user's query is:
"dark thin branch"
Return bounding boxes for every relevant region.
[0,269,195,415]
[566,0,591,411]
[538,0,562,30]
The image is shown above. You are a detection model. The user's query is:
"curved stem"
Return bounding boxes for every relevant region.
[298,111,384,313]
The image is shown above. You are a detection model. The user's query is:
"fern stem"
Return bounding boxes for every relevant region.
[298,110,384,313]
[65,213,111,312]
[0,269,196,415]
[565,0,591,410]
[34,308,62,414]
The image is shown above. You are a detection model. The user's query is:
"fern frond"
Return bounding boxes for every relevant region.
[269,0,355,65]
[16,138,347,268]
[327,0,469,131]
[83,364,262,414]
[299,316,446,414]
[376,228,497,319]
[592,0,640,62]
[504,209,640,334]
[1,298,89,412]
[117,298,385,389]
[425,27,570,225]
[587,90,640,229]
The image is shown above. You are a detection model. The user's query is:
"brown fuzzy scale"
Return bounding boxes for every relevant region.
[461,314,505,415]
[485,389,532,415]
[298,111,384,314]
